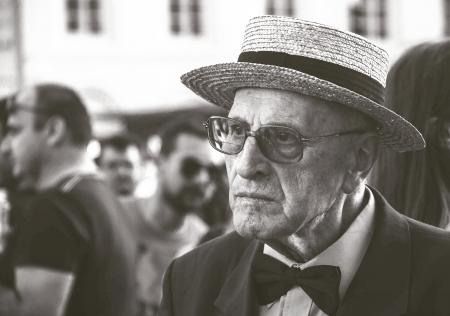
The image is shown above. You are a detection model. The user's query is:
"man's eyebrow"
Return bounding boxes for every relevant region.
[227,114,244,121]
[263,120,301,130]
[226,115,249,126]
[229,115,301,131]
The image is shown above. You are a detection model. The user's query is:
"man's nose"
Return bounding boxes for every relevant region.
[234,136,270,179]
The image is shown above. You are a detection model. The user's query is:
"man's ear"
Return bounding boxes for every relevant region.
[342,133,380,194]
[44,116,67,146]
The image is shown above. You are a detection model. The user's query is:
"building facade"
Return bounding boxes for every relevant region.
[2,0,448,127]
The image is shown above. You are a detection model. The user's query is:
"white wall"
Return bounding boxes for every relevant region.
[383,0,444,62]
[19,0,449,115]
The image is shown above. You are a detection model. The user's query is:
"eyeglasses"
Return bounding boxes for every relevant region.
[203,116,373,164]
[180,157,217,180]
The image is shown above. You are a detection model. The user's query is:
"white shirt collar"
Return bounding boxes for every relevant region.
[264,187,376,300]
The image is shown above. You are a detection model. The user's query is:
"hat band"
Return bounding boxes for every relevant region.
[238,51,384,104]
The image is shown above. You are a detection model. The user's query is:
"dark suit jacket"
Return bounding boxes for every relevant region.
[159,189,450,316]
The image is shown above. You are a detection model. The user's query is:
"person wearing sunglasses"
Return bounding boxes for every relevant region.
[159,16,450,316]
[127,116,215,316]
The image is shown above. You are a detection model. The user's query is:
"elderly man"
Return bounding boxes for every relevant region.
[0,84,137,316]
[159,16,450,316]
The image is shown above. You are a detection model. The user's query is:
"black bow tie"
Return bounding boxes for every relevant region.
[252,252,341,316]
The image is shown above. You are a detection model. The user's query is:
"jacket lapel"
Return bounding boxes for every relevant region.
[214,239,262,316]
[337,189,411,316]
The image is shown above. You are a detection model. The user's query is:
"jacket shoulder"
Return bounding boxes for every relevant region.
[160,232,258,315]
[407,217,450,251]
[167,231,257,289]
[406,218,450,272]
[174,231,254,268]
[403,217,450,313]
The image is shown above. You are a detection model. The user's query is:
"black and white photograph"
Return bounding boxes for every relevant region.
[0,1,450,315]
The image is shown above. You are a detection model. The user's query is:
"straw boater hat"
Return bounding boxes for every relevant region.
[181,15,425,152]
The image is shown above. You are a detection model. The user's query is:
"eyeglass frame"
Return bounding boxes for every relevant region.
[203,116,378,164]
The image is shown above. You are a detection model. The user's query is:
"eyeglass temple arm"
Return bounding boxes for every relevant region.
[302,127,381,143]
[203,119,381,142]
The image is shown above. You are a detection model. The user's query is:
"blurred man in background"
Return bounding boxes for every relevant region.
[97,133,144,197]
[0,96,15,291]
[97,133,148,254]
[0,83,137,316]
[125,116,214,316]
[0,97,12,255]
[0,95,35,294]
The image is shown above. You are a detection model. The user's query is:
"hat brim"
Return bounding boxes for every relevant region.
[181,62,425,152]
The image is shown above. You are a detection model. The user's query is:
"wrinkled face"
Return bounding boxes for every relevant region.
[226,88,354,240]
[159,133,215,212]
[1,88,47,189]
[99,145,142,196]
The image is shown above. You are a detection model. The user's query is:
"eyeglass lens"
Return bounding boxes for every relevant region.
[206,117,303,163]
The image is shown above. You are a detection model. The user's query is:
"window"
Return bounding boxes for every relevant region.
[349,0,387,38]
[445,0,450,35]
[170,0,202,35]
[66,0,102,34]
[266,0,295,17]
[350,0,367,36]
[88,0,101,33]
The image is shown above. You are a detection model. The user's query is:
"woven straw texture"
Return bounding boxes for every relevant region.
[181,15,425,152]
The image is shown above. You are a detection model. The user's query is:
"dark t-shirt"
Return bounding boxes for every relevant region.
[0,189,35,288]
[13,174,137,316]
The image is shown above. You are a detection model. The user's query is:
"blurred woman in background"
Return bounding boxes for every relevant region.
[370,40,450,229]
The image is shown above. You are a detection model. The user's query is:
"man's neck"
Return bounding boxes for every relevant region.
[35,148,92,191]
[267,185,367,263]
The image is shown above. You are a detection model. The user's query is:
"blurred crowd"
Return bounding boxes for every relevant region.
[0,37,448,316]
[0,85,230,316]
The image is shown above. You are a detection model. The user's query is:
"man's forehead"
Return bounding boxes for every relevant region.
[231,88,366,132]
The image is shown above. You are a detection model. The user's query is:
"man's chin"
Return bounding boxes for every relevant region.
[233,219,275,240]
[232,212,293,241]
[234,225,282,241]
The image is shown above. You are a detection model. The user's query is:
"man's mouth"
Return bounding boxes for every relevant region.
[235,192,275,201]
